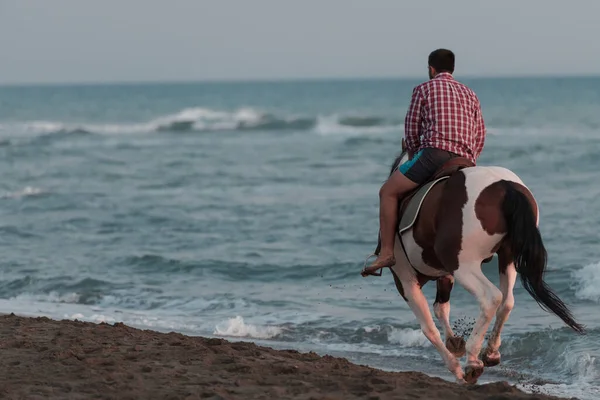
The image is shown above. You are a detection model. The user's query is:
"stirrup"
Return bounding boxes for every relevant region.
[362,253,383,277]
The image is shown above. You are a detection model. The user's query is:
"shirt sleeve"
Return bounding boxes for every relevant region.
[404,86,423,153]
[473,100,486,160]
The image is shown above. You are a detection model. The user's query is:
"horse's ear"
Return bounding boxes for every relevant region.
[401,138,406,152]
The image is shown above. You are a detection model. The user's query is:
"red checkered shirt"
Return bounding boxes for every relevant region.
[404,72,486,164]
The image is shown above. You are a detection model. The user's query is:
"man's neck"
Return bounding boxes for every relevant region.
[434,72,453,79]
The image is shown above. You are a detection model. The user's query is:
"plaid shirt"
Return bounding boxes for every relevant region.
[404,72,486,164]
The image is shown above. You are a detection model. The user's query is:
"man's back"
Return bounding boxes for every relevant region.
[404,72,486,164]
[362,48,485,278]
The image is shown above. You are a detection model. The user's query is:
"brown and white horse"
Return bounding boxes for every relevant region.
[363,143,586,384]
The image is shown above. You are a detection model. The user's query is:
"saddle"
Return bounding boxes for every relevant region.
[372,156,475,256]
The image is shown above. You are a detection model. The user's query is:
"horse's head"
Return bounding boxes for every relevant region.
[389,138,410,177]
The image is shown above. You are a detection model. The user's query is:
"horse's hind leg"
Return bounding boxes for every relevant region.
[481,250,517,367]
[433,276,466,357]
[453,263,502,384]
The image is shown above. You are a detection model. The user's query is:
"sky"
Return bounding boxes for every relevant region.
[1,0,599,84]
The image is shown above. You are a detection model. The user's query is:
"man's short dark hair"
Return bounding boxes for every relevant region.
[428,49,455,73]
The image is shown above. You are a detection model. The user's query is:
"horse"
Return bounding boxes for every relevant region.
[362,141,585,384]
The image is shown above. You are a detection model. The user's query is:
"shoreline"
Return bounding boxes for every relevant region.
[0,313,571,400]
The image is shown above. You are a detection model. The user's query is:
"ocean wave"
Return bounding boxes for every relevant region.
[3,108,600,141]
[214,315,284,339]
[572,262,600,303]
[519,382,600,400]
[10,107,598,140]
[385,327,430,347]
[117,254,364,282]
[10,292,82,304]
[2,107,402,138]
[4,285,255,314]
[516,343,600,400]
[501,327,600,384]
[154,108,318,133]
[313,114,401,135]
[0,186,47,199]
[297,323,431,349]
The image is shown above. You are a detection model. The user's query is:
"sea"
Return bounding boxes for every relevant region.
[0,77,598,399]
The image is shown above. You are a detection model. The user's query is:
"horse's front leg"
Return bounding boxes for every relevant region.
[481,252,517,367]
[390,263,464,383]
[433,276,466,358]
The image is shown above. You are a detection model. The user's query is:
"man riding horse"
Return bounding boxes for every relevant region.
[362,48,487,277]
[360,49,584,385]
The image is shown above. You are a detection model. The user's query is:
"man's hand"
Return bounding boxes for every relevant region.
[402,138,415,159]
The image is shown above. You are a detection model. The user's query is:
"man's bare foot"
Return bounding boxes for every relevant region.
[361,254,396,277]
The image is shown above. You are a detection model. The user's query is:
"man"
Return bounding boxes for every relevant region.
[361,48,486,277]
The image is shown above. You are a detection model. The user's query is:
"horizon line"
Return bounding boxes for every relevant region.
[1,72,599,88]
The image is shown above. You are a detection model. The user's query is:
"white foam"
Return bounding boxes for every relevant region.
[388,328,431,347]
[360,325,430,348]
[2,107,268,136]
[60,311,206,334]
[362,325,379,333]
[23,121,66,133]
[316,341,430,358]
[518,382,600,400]
[562,351,599,383]
[151,107,264,131]
[0,107,407,137]
[0,297,210,336]
[213,316,283,339]
[517,337,600,400]
[10,292,81,304]
[1,187,46,199]
[572,262,600,303]
[20,121,154,135]
[313,114,400,136]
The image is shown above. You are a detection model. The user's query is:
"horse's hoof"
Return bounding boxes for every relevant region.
[446,336,466,358]
[481,350,501,367]
[464,363,484,385]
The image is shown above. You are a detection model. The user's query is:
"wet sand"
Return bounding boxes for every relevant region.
[0,314,571,399]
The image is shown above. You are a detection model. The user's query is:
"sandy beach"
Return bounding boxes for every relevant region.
[0,313,573,400]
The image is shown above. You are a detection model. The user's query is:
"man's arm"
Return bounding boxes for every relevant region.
[473,100,486,160]
[404,86,423,156]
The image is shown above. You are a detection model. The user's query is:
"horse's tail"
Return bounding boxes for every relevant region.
[501,180,585,334]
